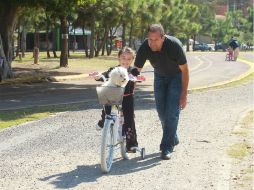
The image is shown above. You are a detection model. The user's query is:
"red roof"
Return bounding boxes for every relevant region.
[215,5,227,16]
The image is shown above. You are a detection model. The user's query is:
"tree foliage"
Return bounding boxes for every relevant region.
[1,0,253,80]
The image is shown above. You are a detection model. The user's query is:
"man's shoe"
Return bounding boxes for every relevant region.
[161,151,172,160]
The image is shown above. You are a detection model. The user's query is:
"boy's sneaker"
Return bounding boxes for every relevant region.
[127,146,138,153]
[127,147,136,153]
[96,120,103,131]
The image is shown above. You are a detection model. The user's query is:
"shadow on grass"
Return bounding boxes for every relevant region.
[10,67,82,77]
[0,81,155,129]
[39,152,161,189]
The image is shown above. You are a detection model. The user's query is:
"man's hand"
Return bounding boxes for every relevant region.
[179,64,189,110]
[136,75,146,81]
[179,93,187,110]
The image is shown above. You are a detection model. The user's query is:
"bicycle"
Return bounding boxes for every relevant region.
[95,77,146,173]
[225,48,234,61]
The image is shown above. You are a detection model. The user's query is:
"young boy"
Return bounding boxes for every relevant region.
[93,46,140,153]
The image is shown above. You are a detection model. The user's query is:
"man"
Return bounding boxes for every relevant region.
[134,24,189,160]
[229,37,240,61]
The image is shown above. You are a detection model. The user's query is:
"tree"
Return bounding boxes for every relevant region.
[0,1,24,80]
[39,0,96,66]
[15,7,38,58]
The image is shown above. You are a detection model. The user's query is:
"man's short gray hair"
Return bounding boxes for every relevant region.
[148,24,165,37]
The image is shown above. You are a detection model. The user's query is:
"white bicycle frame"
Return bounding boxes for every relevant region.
[103,106,124,146]
[96,76,146,173]
[96,86,128,173]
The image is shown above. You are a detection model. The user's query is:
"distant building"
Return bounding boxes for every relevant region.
[215,0,253,18]
[26,27,91,51]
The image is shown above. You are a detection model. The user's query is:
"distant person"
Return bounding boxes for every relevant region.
[134,24,189,160]
[229,37,240,61]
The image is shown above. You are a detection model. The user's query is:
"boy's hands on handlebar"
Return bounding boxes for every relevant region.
[89,71,101,80]
[89,71,99,77]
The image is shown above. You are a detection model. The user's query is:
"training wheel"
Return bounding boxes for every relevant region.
[141,148,145,160]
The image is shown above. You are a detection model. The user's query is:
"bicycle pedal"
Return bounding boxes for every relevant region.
[127,149,136,153]
[130,147,140,152]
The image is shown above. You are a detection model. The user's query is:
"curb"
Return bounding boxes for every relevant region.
[0,75,49,85]
[188,58,254,92]
[47,73,89,82]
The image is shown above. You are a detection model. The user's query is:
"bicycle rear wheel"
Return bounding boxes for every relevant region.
[101,119,114,173]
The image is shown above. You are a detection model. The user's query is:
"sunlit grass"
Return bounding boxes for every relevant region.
[240,110,254,128]
[12,51,119,71]
[227,142,251,159]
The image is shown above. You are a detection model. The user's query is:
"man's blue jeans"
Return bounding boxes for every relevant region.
[154,72,182,152]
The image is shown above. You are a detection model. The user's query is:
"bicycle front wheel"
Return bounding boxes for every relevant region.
[101,119,114,173]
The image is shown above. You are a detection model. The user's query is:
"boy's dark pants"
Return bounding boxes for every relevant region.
[100,95,138,150]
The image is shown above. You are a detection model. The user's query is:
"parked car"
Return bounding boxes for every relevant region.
[215,42,226,51]
[207,44,215,51]
[193,43,211,51]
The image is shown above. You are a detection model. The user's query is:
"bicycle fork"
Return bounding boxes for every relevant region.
[105,114,119,146]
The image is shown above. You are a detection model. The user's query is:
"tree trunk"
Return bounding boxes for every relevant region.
[0,3,22,80]
[101,40,105,56]
[94,34,99,57]
[46,24,50,58]
[98,27,108,56]
[0,35,8,81]
[186,36,190,52]
[122,22,126,47]
[72,27,76,53]
[52,29,57,58]
[193,35,196,51]
[21,29,26,57]
[60,16,68,67]
[46,30,50,58]
[95,29,107,57]
[67,21,70,58]
[33,29,39,59]
[82,27,89,57]
[129,21,133,48]
[16,26,20,57]
[106,29,113,56]
[33,47,39,64]
[89,13,95,58]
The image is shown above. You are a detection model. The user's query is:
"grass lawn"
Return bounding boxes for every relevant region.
[12,51,119,73]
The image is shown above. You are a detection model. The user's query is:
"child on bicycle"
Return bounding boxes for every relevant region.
[92,46,141,153]
[226,47,234,61]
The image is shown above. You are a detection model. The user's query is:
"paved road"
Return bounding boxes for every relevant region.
[0,52,253,189]
[0,52,252,110]
[0,77,253,190]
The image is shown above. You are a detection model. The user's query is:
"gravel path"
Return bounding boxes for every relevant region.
[0,80,253,190]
